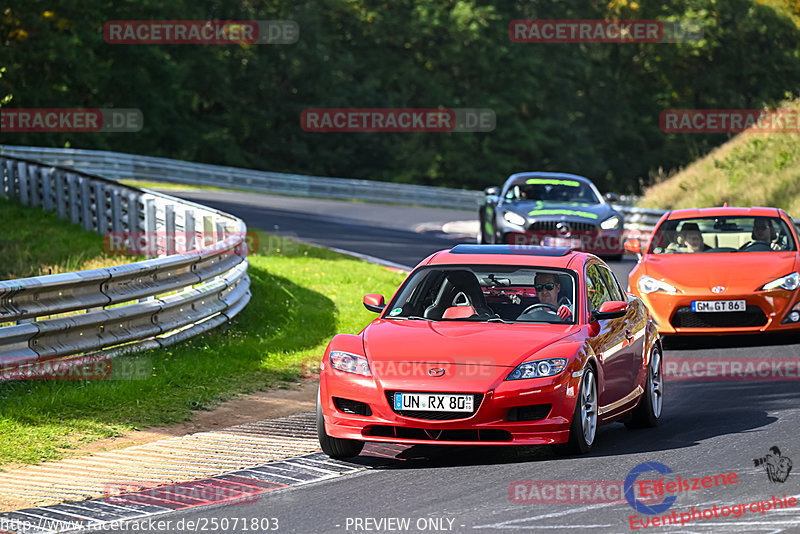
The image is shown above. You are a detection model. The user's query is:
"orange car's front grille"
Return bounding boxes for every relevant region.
[670,305,768,328]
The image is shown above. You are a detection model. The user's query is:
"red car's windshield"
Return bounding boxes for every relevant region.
[385,265,577,324]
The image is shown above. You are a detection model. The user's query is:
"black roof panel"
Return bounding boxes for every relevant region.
[449,245,573,256]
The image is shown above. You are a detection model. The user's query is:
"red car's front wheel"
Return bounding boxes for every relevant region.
[316,390,365,459]
[558,365,598,455]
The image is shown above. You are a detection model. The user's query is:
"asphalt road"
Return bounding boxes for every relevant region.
[170,189,477,268]
[109,190,800,534]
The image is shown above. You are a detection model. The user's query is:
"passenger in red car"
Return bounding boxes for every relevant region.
[533,273,572,321]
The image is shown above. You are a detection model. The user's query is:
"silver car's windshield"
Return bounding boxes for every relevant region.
[505,178,601,204]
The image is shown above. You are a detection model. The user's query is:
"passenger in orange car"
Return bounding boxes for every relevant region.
[680,222,711,252]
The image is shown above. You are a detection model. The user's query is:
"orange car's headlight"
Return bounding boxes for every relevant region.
[638,275,678,295]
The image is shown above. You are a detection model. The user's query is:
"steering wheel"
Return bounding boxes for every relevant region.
[739,240,771,251]
[521,302,559,315]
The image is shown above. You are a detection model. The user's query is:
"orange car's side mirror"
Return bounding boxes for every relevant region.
[624,239,643,255]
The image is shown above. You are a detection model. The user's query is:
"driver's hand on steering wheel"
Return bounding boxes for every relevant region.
[557,305,572,321]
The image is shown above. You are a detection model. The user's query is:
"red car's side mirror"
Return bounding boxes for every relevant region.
[363,293,386,313]
[590,300,628,322]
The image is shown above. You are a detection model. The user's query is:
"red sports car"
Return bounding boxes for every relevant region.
[317,244,662,458]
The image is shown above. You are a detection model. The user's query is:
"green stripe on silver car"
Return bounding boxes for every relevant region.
[527,209,599,219]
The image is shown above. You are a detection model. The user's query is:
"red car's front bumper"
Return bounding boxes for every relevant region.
[319,367,583,446]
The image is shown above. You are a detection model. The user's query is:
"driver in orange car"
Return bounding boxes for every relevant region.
[533,272,573,321]
[752,217,786,250]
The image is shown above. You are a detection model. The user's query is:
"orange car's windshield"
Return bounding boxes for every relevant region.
[649,216,797,254]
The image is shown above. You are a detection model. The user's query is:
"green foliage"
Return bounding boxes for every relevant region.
[2,1,800,193]
[639,98,800,214]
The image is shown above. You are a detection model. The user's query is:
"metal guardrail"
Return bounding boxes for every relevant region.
[0,154,251,378]
[0,145,666,237]
[0,145,485,210]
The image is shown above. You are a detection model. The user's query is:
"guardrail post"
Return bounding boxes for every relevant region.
[144,197,157,258]
[54,169,67,219]
[111,190,123,232]
[165,204,176,255]
[67,173,80,224]
[17,162,30,206]
[0,158,6,198]
[29,163,42,208]
[42,167,55,211]
[202,215,214,248]
[5,159,18,200]
[95,182,108,237]
[185,209,196,252]
[127,192,140,233]
[80,176,93,231]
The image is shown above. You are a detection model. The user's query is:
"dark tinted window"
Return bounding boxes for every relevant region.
[586,264,611,310]
[598,266,624,301]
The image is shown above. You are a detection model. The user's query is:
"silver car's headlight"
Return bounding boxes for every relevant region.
[638,275,677,294]
[503,211,527,227]
[329,351,371,376]
[600,215,621,230]
[762,272,800,291]
[506,358,567,380]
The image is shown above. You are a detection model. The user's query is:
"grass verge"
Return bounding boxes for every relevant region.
[0,196,138,279]
[639,98,800,215]
[0,201,407,467]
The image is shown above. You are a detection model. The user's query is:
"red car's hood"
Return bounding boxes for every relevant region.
[363,319,579,368]
[643,252,798,292]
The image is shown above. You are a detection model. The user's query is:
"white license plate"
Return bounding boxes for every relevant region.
[394,392,473,412]
[691,300,746,312]
[543,237,581,248]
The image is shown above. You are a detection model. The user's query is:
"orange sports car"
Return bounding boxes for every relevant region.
[625,207,800,335]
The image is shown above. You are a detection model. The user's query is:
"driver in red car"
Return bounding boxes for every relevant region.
[533,272,572,321]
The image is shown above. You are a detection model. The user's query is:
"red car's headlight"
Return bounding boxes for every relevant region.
[506,358,567,380]
[329,351,371,376]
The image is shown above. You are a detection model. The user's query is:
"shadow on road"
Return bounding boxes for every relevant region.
[340,378,791,470]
